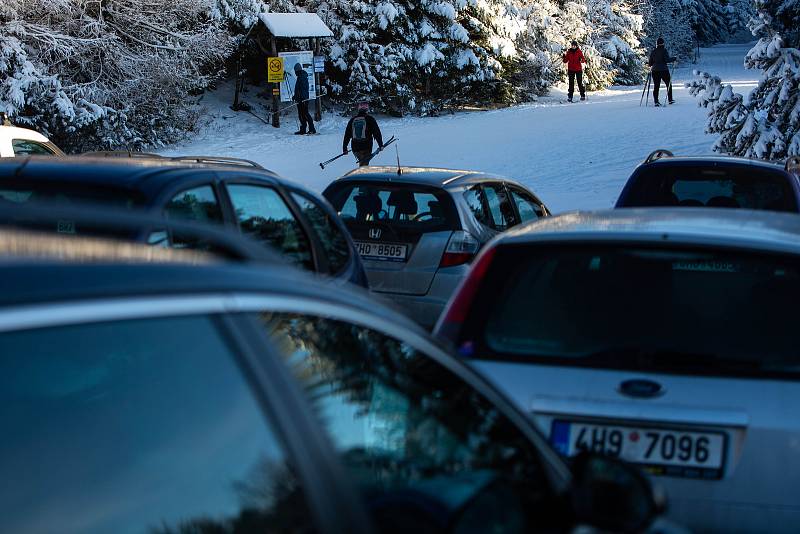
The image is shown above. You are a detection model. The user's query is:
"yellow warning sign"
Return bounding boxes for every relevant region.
[267,57,284,83]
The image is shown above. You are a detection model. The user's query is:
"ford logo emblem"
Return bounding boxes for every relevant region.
[618,379,665,399]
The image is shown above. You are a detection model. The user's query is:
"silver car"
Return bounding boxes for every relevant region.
[435,208,800,532]
[323,166,550,327]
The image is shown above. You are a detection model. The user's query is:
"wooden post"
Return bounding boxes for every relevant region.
[271,36,280,128]
[314,38,322,122]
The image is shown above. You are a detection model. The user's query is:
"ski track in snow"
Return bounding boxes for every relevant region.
[158,43,758,214]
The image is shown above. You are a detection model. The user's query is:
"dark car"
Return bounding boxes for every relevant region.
[0,229,666,534]
[323,166,550,327]
[615,150,800,213]
[0,155,367,286]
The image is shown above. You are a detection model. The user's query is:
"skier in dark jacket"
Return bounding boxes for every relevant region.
[563,40,586,102]
[293,62,316,134]
[648,37,676,106]
[343,102,383,166]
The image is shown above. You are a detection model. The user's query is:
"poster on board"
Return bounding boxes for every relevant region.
[278,51,316,103]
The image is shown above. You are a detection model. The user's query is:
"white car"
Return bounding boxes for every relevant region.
[436,208,800,532]
[0,120,64,157]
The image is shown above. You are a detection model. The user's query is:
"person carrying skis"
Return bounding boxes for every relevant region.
[293,62,316,135]
[343,102,383,167]
[648,37,676,106]
[563,40,586,102]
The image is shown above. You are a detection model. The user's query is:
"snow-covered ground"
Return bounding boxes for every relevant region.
[159,43,757,213]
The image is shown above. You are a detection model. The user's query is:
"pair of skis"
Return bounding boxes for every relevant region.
[319,135,397,169]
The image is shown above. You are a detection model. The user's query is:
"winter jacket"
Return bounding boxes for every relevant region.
[294,69,309,102]
[343,111,383,153]
[563,48,586,72]
[648,45,675,72]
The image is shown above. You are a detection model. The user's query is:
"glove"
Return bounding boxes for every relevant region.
[342,148,348,154]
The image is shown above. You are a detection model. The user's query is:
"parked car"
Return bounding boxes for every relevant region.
[436,207,800,532]
[0,114,64,157]
[0,155,367,286]
[323,166,550,327]
[616,149,800,212]
[0,227,666,534]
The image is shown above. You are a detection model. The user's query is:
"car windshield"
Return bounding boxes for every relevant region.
[465,245,800,377]
[621,165,798,212]
[327,182,457,233]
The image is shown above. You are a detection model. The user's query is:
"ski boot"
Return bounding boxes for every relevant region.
[580,95,586,101]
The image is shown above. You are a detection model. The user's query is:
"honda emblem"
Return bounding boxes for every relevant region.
[369,228,382,239]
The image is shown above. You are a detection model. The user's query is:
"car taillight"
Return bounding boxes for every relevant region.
[439,230,480,268]
[435,246,496,337]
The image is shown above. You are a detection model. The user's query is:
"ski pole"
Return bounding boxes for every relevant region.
[319,152,348,169]
[645,74,652,107]
[640,72,651,107]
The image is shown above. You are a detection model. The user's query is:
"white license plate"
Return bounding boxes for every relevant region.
[354,241,408,262]
[550,420,726,479]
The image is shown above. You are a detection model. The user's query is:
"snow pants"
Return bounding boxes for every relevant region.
[652,70,673,104]
[568,70,585,99]
[297,101,315,133]
[354,149,372,167]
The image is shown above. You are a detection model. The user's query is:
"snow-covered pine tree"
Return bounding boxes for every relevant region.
[311,0,522,114]
[0,0,233,152]
[586,0,646,85]
[681,0,730,46]
[641,0,695,61]
[512,0,564,97]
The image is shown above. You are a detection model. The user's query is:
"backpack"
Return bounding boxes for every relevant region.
[352,116,368,142]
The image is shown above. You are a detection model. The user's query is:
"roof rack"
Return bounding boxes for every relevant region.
[786,156,800,174]
[80,150,164,159]
[78,152,263,169]
[169,156,263,169]
[644,149,674,164]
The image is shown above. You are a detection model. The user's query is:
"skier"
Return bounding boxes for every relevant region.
[343,102,383,167]
[648,37,676,106]
[293,62,316,135]
[563,40,586,102]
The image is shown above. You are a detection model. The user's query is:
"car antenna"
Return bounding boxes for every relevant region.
[396,143,402,176]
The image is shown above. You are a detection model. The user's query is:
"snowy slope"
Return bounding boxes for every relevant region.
[158,43,757,213]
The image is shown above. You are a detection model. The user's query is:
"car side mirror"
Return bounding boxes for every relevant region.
[570,452,664,532]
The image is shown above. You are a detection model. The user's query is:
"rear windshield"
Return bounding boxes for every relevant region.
[463,245,800,378]
[326,182,458,232]
[620,166,798,212]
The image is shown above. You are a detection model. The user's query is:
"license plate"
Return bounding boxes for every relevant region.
[354,241,408,262]
[550,420,726,479]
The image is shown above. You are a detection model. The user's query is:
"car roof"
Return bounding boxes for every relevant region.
[498,208,800,255]
[333,166,515,189]
[0,125,51,144]
[0,156,284,199]
[640,155,789,174]
[0,259,422,330]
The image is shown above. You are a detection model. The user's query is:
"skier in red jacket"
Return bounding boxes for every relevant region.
[563,40,586,102]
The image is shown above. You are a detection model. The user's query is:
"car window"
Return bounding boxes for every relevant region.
[509,188,543,223]
[227,184,313,270]
[0,315,315,533]
[12,139,55,156]
[621,166,798,212]
[482,184,516,230]
[164,185,223,224]
[465,244,800,378]
[291,191,350,275]
[260,312,550,531]
[328,183,457,233]
[464,185,492,227]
